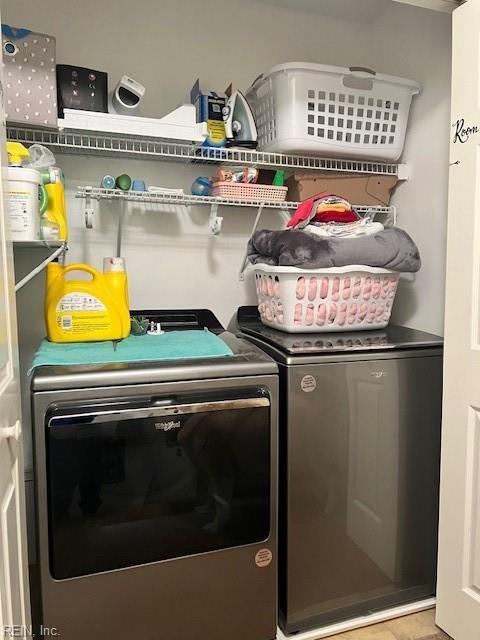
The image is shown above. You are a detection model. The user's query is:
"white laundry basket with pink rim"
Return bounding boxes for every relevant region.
[253,264,400,333]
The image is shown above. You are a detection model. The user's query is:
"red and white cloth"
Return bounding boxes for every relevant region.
[287,192,359,229]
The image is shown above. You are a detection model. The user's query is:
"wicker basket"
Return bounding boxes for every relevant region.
[211,181,288,202]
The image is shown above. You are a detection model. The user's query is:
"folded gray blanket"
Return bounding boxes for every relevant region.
[248,228,421,272]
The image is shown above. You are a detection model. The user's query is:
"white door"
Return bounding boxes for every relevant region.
[436,1,480,638]
[0,21,32,640]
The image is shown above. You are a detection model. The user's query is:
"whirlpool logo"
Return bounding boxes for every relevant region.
[155,420,181,432]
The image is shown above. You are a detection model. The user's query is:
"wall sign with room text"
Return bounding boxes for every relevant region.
[453,118,479,144]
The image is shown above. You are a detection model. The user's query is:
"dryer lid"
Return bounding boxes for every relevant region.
[31,309,278,391]
[235,306,443,356]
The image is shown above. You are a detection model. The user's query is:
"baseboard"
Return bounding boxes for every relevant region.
[277,597,436,639]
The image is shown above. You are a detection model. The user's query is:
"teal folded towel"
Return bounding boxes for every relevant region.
[30,330,233,373]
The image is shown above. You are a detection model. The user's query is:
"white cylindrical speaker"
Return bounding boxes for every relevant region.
[109,75,145,116]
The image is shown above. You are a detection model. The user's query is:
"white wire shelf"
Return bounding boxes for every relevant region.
[76,187,298,210]
[7,125,404,176]
[76,186,396,236]
[14,242,67,292]
[75,186,395,217]
[192,147,402,176]
[13,240,66,249]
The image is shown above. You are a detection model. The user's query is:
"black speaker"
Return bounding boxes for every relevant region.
[56,65,108,118]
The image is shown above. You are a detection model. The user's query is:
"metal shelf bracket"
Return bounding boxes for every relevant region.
[14,243,67,292]
[397,164,409,181]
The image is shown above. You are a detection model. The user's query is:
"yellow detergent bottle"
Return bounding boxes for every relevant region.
[41,167,68,241]
[103,257,130,328]
[45,258,130,343]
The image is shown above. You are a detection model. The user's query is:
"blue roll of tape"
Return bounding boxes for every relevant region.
[101,175,116,189]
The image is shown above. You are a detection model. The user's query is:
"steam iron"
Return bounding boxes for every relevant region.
[223,85,258,149]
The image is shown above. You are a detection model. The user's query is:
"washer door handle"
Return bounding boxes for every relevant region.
[49,397,271,427]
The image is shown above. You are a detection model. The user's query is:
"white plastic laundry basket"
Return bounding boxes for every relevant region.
[253,264,400,333]
[247,63,420,161]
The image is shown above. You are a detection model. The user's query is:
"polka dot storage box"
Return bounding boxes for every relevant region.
[246,63,420,161]
[253,264,400,333]
[2,25,57,128]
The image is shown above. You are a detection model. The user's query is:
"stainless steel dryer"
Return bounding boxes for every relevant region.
[31,310,278,640]
[233,306,443,634]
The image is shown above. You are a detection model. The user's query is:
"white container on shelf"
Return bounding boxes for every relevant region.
[4,167,43,241]
[246,62,420,161]
[253,263,400,333]
[58,104,208,143]
[210,181,288,202]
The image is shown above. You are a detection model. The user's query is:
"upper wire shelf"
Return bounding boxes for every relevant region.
[7,125,404,176]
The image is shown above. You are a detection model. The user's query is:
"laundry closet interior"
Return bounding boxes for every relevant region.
[1,0,456,639]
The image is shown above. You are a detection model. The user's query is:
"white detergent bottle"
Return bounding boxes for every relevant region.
[5,142,47,241]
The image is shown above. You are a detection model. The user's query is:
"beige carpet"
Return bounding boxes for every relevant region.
[326,609,451,640]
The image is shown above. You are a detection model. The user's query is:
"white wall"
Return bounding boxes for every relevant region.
[368,6,452,335]
[4,0,451,468]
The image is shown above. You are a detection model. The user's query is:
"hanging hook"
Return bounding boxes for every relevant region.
[116,201,125,257]
[84,186,95,229]
[210,202,223,235]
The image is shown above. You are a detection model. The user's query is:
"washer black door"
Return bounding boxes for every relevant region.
[45,389,271,579]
